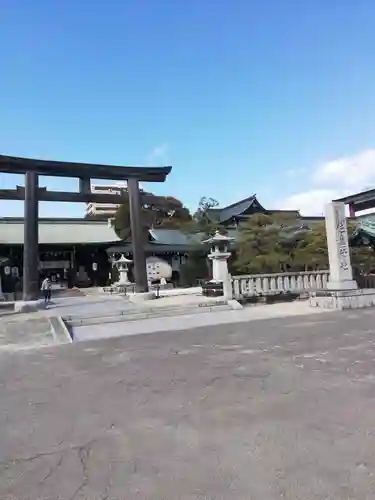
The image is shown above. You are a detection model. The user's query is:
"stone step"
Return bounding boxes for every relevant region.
[49,316,73,344]
[64,298,228,322]
[65,302,232,327]
[0,301,15,310]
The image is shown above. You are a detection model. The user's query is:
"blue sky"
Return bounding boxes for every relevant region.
[1,0,375,217]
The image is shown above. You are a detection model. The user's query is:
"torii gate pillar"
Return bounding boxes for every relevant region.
[23,171,39,300]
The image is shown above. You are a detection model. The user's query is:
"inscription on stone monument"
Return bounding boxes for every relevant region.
[334,206,350,271]
[326,201,357,290]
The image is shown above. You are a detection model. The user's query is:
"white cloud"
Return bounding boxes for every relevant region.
[147,143,169,164]
[280,189,339,216]
[313,149,375,190]
[280,149,375,215]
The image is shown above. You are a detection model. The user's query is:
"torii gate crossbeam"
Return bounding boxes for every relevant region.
[0,155,172,301]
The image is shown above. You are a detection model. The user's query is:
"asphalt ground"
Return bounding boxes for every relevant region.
[1,309,375,499]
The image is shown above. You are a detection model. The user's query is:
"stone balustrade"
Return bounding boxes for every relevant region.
[231,270,330,298]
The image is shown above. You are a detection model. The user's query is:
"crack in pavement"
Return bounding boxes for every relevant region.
[0,437,98,475]
[69,442,93,500]
[0,437,104,499]
[39,453,64,484]
[0,448,66,472]
[99,461,114,500]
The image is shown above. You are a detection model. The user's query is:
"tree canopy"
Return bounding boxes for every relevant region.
[112,190,375,275]
[292,220,375,273]
[183,196,224,236]
[292,222,328,271]
[113,193,192,240]
[234,213,295,273]
[234,215,375,274]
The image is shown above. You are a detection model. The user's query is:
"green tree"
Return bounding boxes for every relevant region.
[181,197,226,279]
[292,220,375,272]
[194,197,219,219]
[153,196,192,228]
[179,254,210,286]
[234,213,295,273]
[113,193,192,240]
[184,196,224,236]
[292,222,329,271]
[351,245,375,273]
[112,202,132,240]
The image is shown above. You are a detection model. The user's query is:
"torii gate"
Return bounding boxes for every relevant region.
[335,188,375,217]
[0,155,171,301]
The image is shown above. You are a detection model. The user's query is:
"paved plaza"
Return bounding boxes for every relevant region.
[0,294,332,349]
[1,309,375,498]
[0,315,55,351]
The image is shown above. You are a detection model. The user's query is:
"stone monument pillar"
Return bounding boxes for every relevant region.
[325,202,357,290]
[308,201,375,309]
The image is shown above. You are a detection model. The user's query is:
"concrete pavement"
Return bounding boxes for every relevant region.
[1,309,375,498]
[72,299,332,341]
[0,294,331,349]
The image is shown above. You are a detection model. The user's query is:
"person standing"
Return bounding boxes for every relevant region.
[41,276,52,305]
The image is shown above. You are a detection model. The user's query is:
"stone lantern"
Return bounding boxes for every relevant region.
[201,231,234,297]
[112,254,133,286]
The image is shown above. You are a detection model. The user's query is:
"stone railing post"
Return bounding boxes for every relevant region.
[231,270,330,299]
[223,274,233,300]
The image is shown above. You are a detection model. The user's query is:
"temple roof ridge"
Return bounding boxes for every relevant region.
[207,194,264,223]
[208,194,257,212]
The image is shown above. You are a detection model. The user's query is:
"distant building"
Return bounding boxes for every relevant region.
[0,194,366,293]
[205,194,325,228]
[85,182,127,217]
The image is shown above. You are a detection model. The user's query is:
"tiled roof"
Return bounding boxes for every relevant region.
[106,243,198,254]
[0,218,239,247]
[0,218,121,245]
[0,215,322,248]
[268,210,301,217]
[360,215,375,237]
[207,196,265,223]
[148,229,201,246]
[149,228,239,245]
